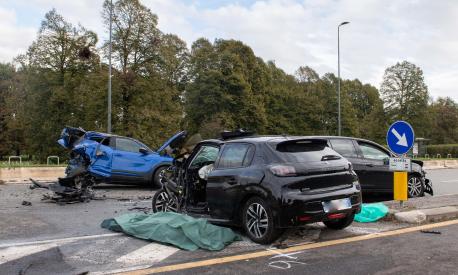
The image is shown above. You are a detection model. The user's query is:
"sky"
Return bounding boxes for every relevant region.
[0,0,457,101]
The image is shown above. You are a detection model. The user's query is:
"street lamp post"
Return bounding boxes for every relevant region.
[107,0,113,133]
[337,21,349,136]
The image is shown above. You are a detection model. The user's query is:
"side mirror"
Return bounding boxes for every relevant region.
[139,147,149,154]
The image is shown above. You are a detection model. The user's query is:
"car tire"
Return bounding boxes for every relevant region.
[152,190,177,213]
[242,197,281,244]
[408,175,425,198]
[323,212,355,230]
[153,166,169,188]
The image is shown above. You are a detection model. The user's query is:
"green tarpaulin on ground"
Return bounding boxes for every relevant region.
[354,203,389,223]
[101,212,241,251]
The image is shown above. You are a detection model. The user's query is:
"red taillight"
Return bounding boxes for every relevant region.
[328,213,346,219]
[270,165,296,177]
[298,215,312,222]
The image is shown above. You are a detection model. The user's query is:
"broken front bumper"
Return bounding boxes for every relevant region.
[425,178,433,196]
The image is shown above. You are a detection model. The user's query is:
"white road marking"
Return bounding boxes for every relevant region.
[0,233,123,249]
[89,265,153,275]
[440,180,458,183]
[116,242,179,265]
[0,243,59,264]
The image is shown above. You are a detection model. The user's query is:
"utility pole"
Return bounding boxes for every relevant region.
[337,21,349,136]
[107,0,113,133]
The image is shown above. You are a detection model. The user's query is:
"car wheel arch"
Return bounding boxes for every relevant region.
[234,186,275,224]
[151,163,171,185]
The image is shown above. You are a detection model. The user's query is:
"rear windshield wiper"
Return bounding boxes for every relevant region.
[321,155,341,161]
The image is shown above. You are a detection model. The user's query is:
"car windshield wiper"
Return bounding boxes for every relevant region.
[321,155,341,161]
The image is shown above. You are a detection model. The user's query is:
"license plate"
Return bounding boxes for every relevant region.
[322,198,351,213]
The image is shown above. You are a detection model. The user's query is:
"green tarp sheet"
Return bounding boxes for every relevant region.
[101,212,241,251]
[354,203,389,223]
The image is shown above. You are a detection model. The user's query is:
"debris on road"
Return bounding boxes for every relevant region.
[127,207,150,213]
[21,200,32,206]
[354,203,389,223]
[101,212,241,251]
[420,230,441,234]
[137,195,152,200]
[30,178,104,204]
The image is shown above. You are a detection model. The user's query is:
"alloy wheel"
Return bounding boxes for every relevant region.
[408,177,423,197]
[246,203,269,239]
[154,191,177,212]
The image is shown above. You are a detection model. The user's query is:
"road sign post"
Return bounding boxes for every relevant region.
[386,121,415,207]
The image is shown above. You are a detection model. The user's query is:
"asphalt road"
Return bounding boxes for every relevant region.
[137,221,458,275]
[426,168,458,196]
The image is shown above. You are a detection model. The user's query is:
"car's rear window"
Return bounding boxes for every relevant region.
[269,139,340,162]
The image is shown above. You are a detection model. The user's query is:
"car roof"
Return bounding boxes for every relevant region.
[200,135,386,149]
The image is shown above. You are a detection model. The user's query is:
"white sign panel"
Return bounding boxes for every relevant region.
[389,157,411,172]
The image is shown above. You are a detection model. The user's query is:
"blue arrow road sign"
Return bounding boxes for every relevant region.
[386,121,415,155]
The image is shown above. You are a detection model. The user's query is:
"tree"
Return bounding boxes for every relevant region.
[380,61,430,136]
[0,63,26,156]
[429,97,458,144]
[344,79,387,142]
[185,39,268,137]
[13,9,101,160]
[102,0,184,142]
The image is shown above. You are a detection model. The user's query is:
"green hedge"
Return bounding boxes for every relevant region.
[426,144,458,158]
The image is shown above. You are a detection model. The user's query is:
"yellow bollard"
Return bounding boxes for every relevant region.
[393,171,408,201]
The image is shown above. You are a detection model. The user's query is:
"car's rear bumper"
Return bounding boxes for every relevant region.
[276,184,362,228]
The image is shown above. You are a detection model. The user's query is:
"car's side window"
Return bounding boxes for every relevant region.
[116,138,142,153]
[358,142,390,160]
[189,145,220,169]
[329,139,358,158]
[218,143,253,169]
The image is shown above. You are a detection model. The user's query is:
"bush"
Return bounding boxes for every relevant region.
[426,144,458,158]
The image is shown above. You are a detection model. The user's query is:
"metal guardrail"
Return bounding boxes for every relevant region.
[436,154,441,159]
[447,154,453,159]
[47,156,60,165]
[424,154,429,158]
[8,156,22,165]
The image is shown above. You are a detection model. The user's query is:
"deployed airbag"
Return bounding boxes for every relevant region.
[101,212,241,251]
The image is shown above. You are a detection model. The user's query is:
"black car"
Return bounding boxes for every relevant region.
[152,133,362,244]
[310,136,432,198]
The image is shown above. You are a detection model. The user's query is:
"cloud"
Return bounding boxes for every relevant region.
[0,7,36,62]
[1,0,457,100]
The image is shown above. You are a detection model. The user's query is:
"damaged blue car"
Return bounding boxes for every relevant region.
[31,127,187,203]
[57,127,187,188]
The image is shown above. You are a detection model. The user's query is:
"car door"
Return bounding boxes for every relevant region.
[111,137,151,184]
[89,137,114,178]
[207,143,255,220]
[355,141,393,193]
[329,138,375,189]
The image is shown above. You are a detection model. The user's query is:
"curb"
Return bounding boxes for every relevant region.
[392,206,458,224]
